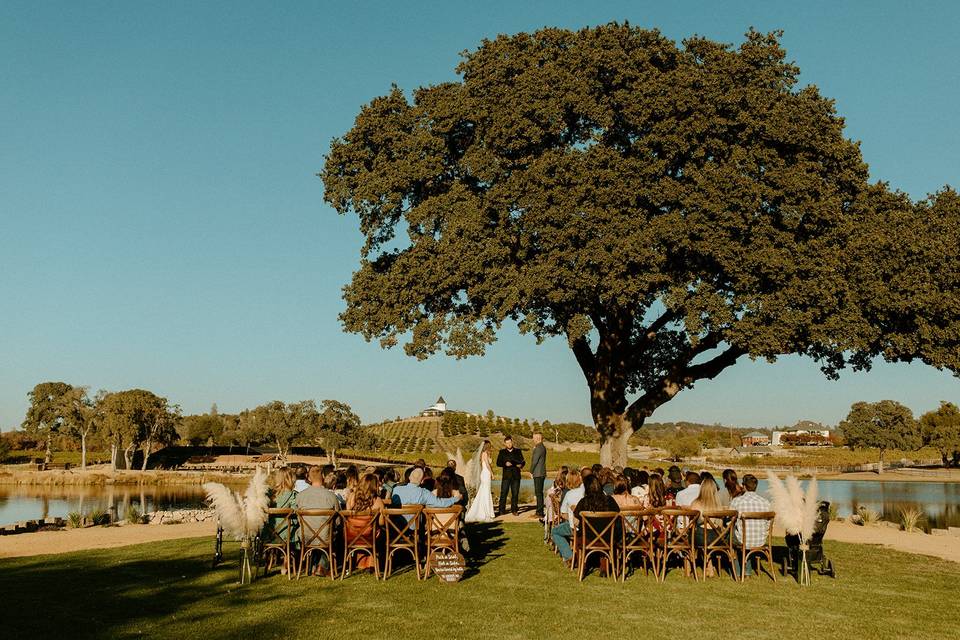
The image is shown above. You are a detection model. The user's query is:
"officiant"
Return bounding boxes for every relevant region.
[496,436,525,517]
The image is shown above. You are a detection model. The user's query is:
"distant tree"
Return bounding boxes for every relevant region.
[58,386,97,469]
[662,435,700,462]
[181,413,224,447]
[318,399,362,465]
[485,409,495,422]
[98,389,179,471]
[22,382,74,464]
[839,400,921,473]
[239,400,322,463]
[920,402,960,467]
[322,24,911,467]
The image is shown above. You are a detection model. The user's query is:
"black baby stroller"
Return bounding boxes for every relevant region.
[783,500,836,580]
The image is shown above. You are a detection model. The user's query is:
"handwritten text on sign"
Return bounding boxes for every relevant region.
[430,551,466,583]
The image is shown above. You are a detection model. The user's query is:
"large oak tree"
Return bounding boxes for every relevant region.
[321,24,937,465]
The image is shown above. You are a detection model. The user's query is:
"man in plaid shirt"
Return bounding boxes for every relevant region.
[729,474,771,576]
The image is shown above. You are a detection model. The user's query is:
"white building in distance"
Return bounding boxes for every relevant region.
[420,396,447,417]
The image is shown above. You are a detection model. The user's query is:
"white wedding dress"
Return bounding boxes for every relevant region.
[465,454,495,523]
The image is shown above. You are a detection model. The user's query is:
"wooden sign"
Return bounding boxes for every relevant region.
[429,551,466,583]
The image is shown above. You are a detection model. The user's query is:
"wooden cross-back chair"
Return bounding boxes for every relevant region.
[423,506,462,579]
[296,509,339,580]
[577,511,620,581]
[738,511,777,582]
[659,507,700,582]
[382,506,423,580]
[620,507,660,581]
[700,509,739,581]
[259,508,296,580]
[547,493,562,551]
[339,509,380,580]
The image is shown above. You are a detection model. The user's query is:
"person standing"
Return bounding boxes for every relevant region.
[531,433,547,520]
[496,436,524,517]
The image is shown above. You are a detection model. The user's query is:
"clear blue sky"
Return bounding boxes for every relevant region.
[1,1,958,431]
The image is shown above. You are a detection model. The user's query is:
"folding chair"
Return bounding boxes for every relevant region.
[659,507,700,582]
[423,506,463,579]
[382,505,423,580]
[620,507,660,581]
[340,510,380,579]
[738,511,777,582]
[296,509,339,580]
[700,509,738,581]
[577,511,620,581]
[259,508,296,580]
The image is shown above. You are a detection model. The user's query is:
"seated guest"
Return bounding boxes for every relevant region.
[380,468,399,502]
[550,470,584,564]
[591,463,603,477]
[548,466,568,503]
[645,473,674,538]
[344,473,385,573]
[440,465,468,508]
[573,474,621,568]
[612,474,642,509]
[265,468,298,574]
[630,470,650,502]
[391,467,461,522]
[598,468,616,496]
[675,471,702,506]
[730,474,772,576]
[293,465,310,493]
[344,464,360,502]
[297,465,340,575]
[433,474,455,499]
[420,466,436,492]
[665,466,685,498]
[333,471,348,506]
[722,468,745,506]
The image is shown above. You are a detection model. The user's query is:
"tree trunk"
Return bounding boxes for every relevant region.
[877,449,885,474]
[595,409,636,469]
[44,432,53,465]
[81,432,87,470]
[110,441,119,471]
[124,443,136,470]
[141,437,153,471]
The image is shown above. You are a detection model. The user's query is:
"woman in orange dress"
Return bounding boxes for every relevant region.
[344,473,384,573]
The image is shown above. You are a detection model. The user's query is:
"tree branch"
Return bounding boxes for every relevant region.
[569,334,596,382]
[626,342,746,421]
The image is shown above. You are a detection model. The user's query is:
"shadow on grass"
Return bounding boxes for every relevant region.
[462,521,507,580]
[1,539,295,639]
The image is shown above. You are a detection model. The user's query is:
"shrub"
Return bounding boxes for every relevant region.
[87,508,111,526]
[125,507,143,525]
[857,505,880,525]
[898,507,926,532]
[828,503,840,521]
[67,511,84,528]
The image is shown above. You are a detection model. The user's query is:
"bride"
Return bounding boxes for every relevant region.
[464,440,495,523]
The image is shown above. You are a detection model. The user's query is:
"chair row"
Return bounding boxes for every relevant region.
[255,505,464,581]
[552,506,777,583]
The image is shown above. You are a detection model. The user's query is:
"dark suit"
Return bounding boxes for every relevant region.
[453,472,468,508]
[496,447,524,515]
[531,442,547,516]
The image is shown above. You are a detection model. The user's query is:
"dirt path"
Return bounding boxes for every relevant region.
[823,520,960,563]
[0,521,216,559]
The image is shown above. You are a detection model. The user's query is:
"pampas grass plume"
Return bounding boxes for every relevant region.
[766,471,802,535]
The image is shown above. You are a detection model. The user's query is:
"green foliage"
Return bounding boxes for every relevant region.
[99,389,180,470]
[661,435,701,462]
[840,401,921,468]
[87,508,110,526]
[320,23,922,469]
[0,435,10,461]
[125,507,143,525]
[22,381,74,462]
[920,401,960,467]
[857,506,880,525]
[180,413,224,446]
[66,511,84,528]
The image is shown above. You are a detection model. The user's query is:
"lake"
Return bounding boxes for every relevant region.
[2,479,959,531]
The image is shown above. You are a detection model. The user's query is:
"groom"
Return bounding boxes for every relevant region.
[496,436,524,517]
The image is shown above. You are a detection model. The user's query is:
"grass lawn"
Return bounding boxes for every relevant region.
[2,523,956,639]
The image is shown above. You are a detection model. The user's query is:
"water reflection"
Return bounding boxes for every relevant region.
[2,479,959,531]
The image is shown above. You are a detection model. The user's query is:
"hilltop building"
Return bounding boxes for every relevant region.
[420,396,447,417]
